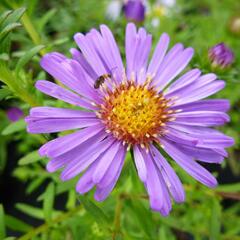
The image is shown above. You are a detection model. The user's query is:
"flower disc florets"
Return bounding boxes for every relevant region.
[97,80,172,146]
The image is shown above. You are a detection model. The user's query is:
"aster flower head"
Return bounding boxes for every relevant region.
[123,0,145,22]
[7,107,23,122]
[208,43,234,69]
[26,23,234,216]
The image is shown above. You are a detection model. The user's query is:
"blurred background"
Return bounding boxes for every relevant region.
[0,0,240,239]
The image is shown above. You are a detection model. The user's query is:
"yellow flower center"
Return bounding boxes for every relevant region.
[98,82,171,146]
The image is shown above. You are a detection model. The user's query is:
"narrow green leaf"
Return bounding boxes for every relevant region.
[0,88,11,100]
[43,182,55,222]
[5,215,32,233]
[15,45,45,75]
[18,150,42,165]
[78,195,110,227]
[0,10,12,27]
[216,183,240,192]
[2,119,26,135]
[210,199,221,240]
[26,177,46,194]
[15,203,44,220]
[0,204,6,239]
[15,203,60,220]
[3,8,26,26]
[38,9,57,32]
[0,23,22,43]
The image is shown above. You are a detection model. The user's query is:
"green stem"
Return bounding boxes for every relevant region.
[112,196,123,240]
[18,205,82,240]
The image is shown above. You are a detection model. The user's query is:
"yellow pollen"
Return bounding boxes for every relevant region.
[98,82,171,145]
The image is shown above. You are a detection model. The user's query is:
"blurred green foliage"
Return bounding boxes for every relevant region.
[0,0,240,239]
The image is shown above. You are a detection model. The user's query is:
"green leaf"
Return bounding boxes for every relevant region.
[15,203,60,220]
[0,204,6,239]
[15,203,44,220]
[216,183,240,193]
[2,119,26,135]
[0,10,12,27]
[38,9,57,32]
[78,195,110,228]
[15,45,45,75]
[26,176,46,194]
[125,199,154,238]
[43,182,55,222]
[0,22,22,43]
[210,199,221,240]
[18,150,43,165]
[3,8,25,27]
[5,215,32,233]
[0,88,11,100]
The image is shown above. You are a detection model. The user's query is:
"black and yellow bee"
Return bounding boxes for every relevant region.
[94,73,112,89]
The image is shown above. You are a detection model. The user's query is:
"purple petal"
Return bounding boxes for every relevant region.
[40,53,94,99]
[46,130,106,172]
[125,23,137,79]
[94,147,127,201]
[97,145,127,188]
[147,33,170,76]
[76,161,98,194]
[151,43,184,86]
[166,73,217,99]
[173,80,225,106]
[170,99,230,113]
[29,107,96,118]
[143,150,164,211]
[100,25,124,82]
[39,124,104,158]
[70,48,98,81]
[133,145,147,182]
[164,128,199,146]
[74,32,107,76]
[150,145,185,203]
[92,141,121,184]
[26,117,99,133]
[161,138,218,188]
[173,111,230,127]
[179,145,224,163]
[35,80,96,110]
[154,47,194,91]
[166,123,234,149]
[60,137,115,180]
[166,69,201,95]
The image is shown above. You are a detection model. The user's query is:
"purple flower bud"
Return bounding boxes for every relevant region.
[123,0,145,23]
[208,43,234,69]
[7,107,24,122]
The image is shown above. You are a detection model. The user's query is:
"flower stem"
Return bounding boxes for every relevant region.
[112,196,123,240]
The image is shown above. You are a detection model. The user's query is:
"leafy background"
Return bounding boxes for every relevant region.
[0,0,240,239]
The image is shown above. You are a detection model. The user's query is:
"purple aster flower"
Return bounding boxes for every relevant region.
[26,23,234,216]
[208,43,234,69]
[7,107,23,122]
[123,0,145,22]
